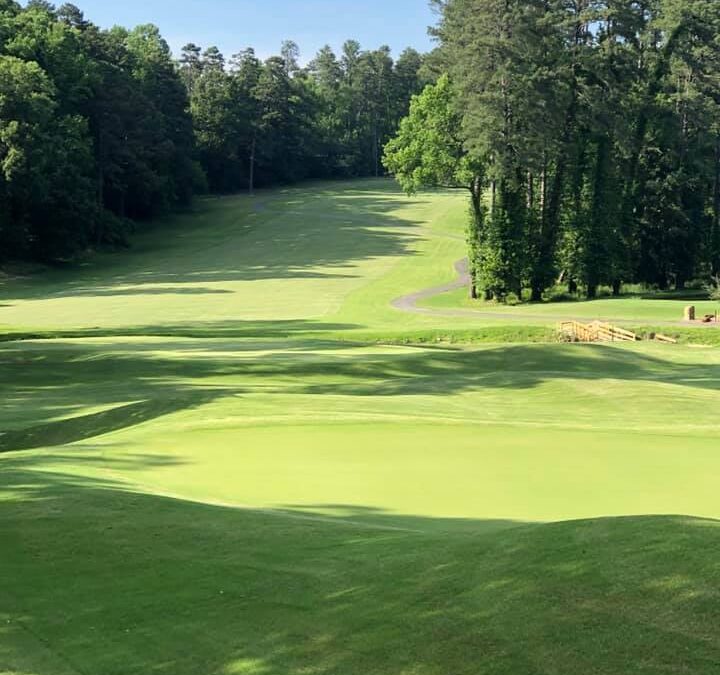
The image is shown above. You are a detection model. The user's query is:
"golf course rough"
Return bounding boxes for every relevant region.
[1,179,719,675]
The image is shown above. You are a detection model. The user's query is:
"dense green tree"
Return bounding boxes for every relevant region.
[178,42,202,92]
[188,38,426,193]
[0,2,195,260]
[384,75,485,297]
[0,2,424,264]
[190,54,241,192]
[280,39,300,76]
[0,3,96,259]
[386,0,720,301]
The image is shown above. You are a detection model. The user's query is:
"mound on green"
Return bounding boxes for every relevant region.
[1,179,720,674]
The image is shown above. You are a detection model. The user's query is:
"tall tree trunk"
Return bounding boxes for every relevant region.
[94,120,105,246]
[373,120,379,177]
[713,133,720,275]
[586,135,610,298]
[468,176,484,300]
[527,172,534,210]
[531,92,577,302]
[95,154,105,246]
[249,135,256,195]
[540,154,547,216]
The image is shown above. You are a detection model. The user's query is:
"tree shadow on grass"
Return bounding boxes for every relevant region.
[57,286,236,298]
[0,319,361,342]
[0,181,429,301]
[2,341,720,451]
[0,390,225,454]
[1,465,719,675]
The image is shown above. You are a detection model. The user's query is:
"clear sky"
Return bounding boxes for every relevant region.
[56,0,439,62]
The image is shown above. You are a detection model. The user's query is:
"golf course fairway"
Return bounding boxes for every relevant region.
[1,179,719,674]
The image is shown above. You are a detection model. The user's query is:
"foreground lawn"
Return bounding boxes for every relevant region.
[2,179,720,674]
[2,476,718,675]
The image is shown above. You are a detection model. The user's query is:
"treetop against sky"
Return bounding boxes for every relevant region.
[35,0,438,61]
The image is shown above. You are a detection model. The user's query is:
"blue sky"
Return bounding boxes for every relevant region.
[58,1,438,62]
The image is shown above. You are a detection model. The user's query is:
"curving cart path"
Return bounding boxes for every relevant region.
[391,259,718,327]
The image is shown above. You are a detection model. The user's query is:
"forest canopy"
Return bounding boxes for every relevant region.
[0,1,426,261]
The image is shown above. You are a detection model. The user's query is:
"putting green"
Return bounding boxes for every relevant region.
[2,336,719,527]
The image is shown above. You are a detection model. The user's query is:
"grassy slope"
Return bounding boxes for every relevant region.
[3,178,714,338]
[0,181,469,335]
[2,483,718,675]
[3,338,720,526]
[2,179,720,674]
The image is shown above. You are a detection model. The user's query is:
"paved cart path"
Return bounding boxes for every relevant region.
[391,259,718,327]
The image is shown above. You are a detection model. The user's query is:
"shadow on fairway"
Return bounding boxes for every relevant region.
[0,319,361,342]
[0,180,427,301]
[2,341,720,451]
[0,390,225,454]
[59,286,236,298]
[1,466,719,675]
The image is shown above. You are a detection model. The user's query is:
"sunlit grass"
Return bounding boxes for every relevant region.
[1,179,720,674]
[422,285,720,324]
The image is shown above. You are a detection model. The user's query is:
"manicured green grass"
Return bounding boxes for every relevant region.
[2,479,718,675]
[0,180,470,336]
[2,179,720,674]
[1,177,718,336]
[4,338,720,524]
[422,285,720,324]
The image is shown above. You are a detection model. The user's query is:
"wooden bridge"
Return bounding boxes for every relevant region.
[559,321,638,343]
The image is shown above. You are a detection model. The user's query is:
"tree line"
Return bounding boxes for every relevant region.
[183,38,425,193]
[385,0,720,300]
[0,1,426,262]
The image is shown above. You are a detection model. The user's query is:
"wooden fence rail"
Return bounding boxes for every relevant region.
[560,321,638,343]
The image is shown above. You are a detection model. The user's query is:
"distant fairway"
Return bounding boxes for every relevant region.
[0,180,469,334]
[2,179,719,674]
[3,178,713,337]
